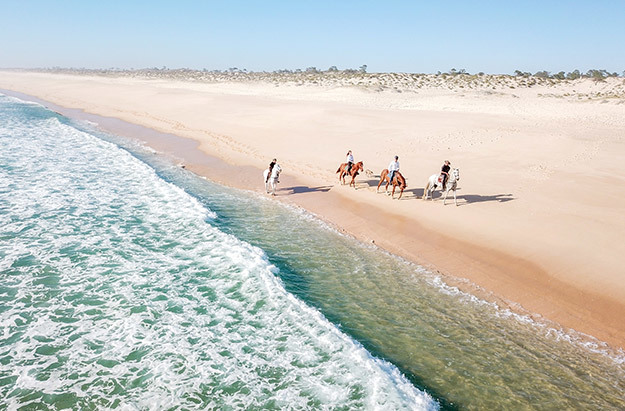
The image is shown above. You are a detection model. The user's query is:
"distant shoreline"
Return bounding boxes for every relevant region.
[2,71,625,351]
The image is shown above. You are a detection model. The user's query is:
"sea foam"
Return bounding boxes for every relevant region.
[0,94,436,409]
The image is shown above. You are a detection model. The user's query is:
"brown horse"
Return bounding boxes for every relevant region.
[336,161,364,188]
[377,169,407,199]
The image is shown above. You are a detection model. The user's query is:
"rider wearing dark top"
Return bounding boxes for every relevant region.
[266,158,277,183]
[441,160,451,190]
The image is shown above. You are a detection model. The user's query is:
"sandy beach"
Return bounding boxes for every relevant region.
[2,70,624,349]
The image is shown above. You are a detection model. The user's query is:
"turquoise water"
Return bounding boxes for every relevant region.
[1,94,624,410]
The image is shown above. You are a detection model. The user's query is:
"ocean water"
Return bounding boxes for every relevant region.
[0,94,624,410]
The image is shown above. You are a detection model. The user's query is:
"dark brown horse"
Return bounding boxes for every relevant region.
[377,169,407,199]
[336,161,364,188]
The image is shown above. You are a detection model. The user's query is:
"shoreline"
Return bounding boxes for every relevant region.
[2,72,625,351]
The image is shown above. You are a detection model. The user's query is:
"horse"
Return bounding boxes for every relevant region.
[423,168,460,205]
[336,161,364,188]
[376,169,407,199]
[263,164,282,196]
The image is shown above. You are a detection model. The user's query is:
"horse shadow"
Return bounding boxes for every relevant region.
[457,193,515,205]
[403,187,424,199]
[361,176,382,189]
[281,185,333,194]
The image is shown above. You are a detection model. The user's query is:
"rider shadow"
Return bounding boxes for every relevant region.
[282,185,333,195]
[457,193,515,205]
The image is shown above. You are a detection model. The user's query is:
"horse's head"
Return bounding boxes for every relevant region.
[357,161,364,171]
[397,172,407,189]
[452,168,460,181]
[274,164,282,175]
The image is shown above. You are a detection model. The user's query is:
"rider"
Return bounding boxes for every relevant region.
[266,158,277,183]
[388,155,400,183]
[440,160,451,190]
[346,150,354,174]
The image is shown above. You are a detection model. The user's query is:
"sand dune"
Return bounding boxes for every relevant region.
[2,70,624,349]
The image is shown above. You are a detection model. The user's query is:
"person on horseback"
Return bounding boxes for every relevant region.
[266,158,277,183]
[440,160,451,190]
[346,150,354,174]
[388,156,400,184]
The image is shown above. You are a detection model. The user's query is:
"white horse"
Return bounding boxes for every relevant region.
[423,168,460,205]
[263,164,282,196]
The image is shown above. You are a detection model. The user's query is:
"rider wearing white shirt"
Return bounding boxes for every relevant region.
[346,150,354,174]
[388,156,400,183]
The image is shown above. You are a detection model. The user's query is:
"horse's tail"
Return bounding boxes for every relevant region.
[336,166,341,173]
[423,181,430,199]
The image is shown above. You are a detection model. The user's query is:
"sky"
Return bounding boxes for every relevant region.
[1,0,624,74]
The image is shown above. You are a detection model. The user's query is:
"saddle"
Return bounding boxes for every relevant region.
[437,174,444,184]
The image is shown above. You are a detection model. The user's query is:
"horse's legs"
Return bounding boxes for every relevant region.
[391,185,396,199]
[443,189,448,205]
[398,187,403,200]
